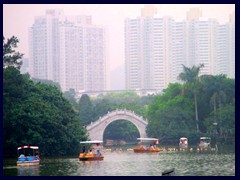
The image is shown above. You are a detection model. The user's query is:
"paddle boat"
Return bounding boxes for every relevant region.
[79,140,104,161]
[17,146,40,166]
[199,137,211,149]
[133,138,160,153]
[179,137,188,149]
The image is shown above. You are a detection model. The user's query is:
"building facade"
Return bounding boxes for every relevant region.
[125,6,235,90]
[29,9,107,92]
[125,10,174,90]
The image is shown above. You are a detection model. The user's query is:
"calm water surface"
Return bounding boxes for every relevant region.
[3,149,235,176]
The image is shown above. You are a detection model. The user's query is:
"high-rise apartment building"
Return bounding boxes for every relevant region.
[216,23,230,76]
[125,6,174,90]
[171,21,187,83]
[187,18,219,76]
[186,9,234,77]
[229,11,235,78]
[29,9,107,92]
[125,6,235,91]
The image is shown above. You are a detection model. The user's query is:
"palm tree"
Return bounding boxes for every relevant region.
[178,64,204,133]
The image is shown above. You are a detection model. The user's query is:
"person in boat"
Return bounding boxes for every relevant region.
[35,152,39,160]
[92,148,96,154]
[27,154,33,161]
[82,146,86,153]
[89,149,93,154]
[19,154,25,162]
[150,144,154,150]
[96,150,101,157]
[19,154,25,158]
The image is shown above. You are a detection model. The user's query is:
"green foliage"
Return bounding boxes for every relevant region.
[146,92,195,142]
[32,78,62,91]
[92,98,113,121]
[3,36,23,69]
[147,72,235,145]
[103,120,140,142]
[178,64,204,133]
[178,64,204,85]
[63,89,79,111]
[78,94,93,125]
[96,90,140,104]
[199,75,235,133]
[3,67,88,157]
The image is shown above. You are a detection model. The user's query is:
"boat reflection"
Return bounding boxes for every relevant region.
[17,165,40,176]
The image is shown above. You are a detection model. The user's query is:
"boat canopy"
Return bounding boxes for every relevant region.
[137,138,159,144]
[200,137,211,140]
[180,137,187,140]
[17,146,39,150]
[137,138,158,141]
[80,140,103,144]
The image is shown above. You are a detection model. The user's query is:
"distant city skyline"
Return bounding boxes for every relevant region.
[125,6,235,91]
[3,4,235,90]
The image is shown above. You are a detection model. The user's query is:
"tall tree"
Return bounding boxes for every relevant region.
[32,78,62,91]
[3,67,88,157]
[78,94,93,125]
[63,88,78,111]
[3,36,23,70]
[178,64,204,133]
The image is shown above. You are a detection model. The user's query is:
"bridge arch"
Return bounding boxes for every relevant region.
[86,109,148,141]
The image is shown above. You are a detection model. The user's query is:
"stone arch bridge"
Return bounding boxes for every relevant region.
[86,109,148,141]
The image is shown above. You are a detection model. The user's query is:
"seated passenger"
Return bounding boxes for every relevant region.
[27,156,33,161]
[89,149,93,154]
[19,154,25,162]
[19,154,25,158]
[96,150,101,157]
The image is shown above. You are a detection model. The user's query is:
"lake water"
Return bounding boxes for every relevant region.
[3,147,235,176]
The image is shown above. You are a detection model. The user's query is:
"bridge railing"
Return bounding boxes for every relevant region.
[86,109,148,130]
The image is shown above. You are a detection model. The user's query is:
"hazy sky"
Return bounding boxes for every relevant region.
[3,4,235,72]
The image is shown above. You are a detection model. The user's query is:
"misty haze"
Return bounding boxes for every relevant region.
[3,4,235,94]
[3,4,235,176]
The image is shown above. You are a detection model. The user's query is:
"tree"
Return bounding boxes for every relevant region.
[147,94,195,143]
[103,120,140,142]
[210,90,226,124]
[78,94,93,125]
[146,82,195,143]
[63,89,78,111]
[3,66,88,157]
[201,75,235,140]
[3,36,23,70]
[178,64,204,133]
[204,103,235,141]
[32,78,62,91]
